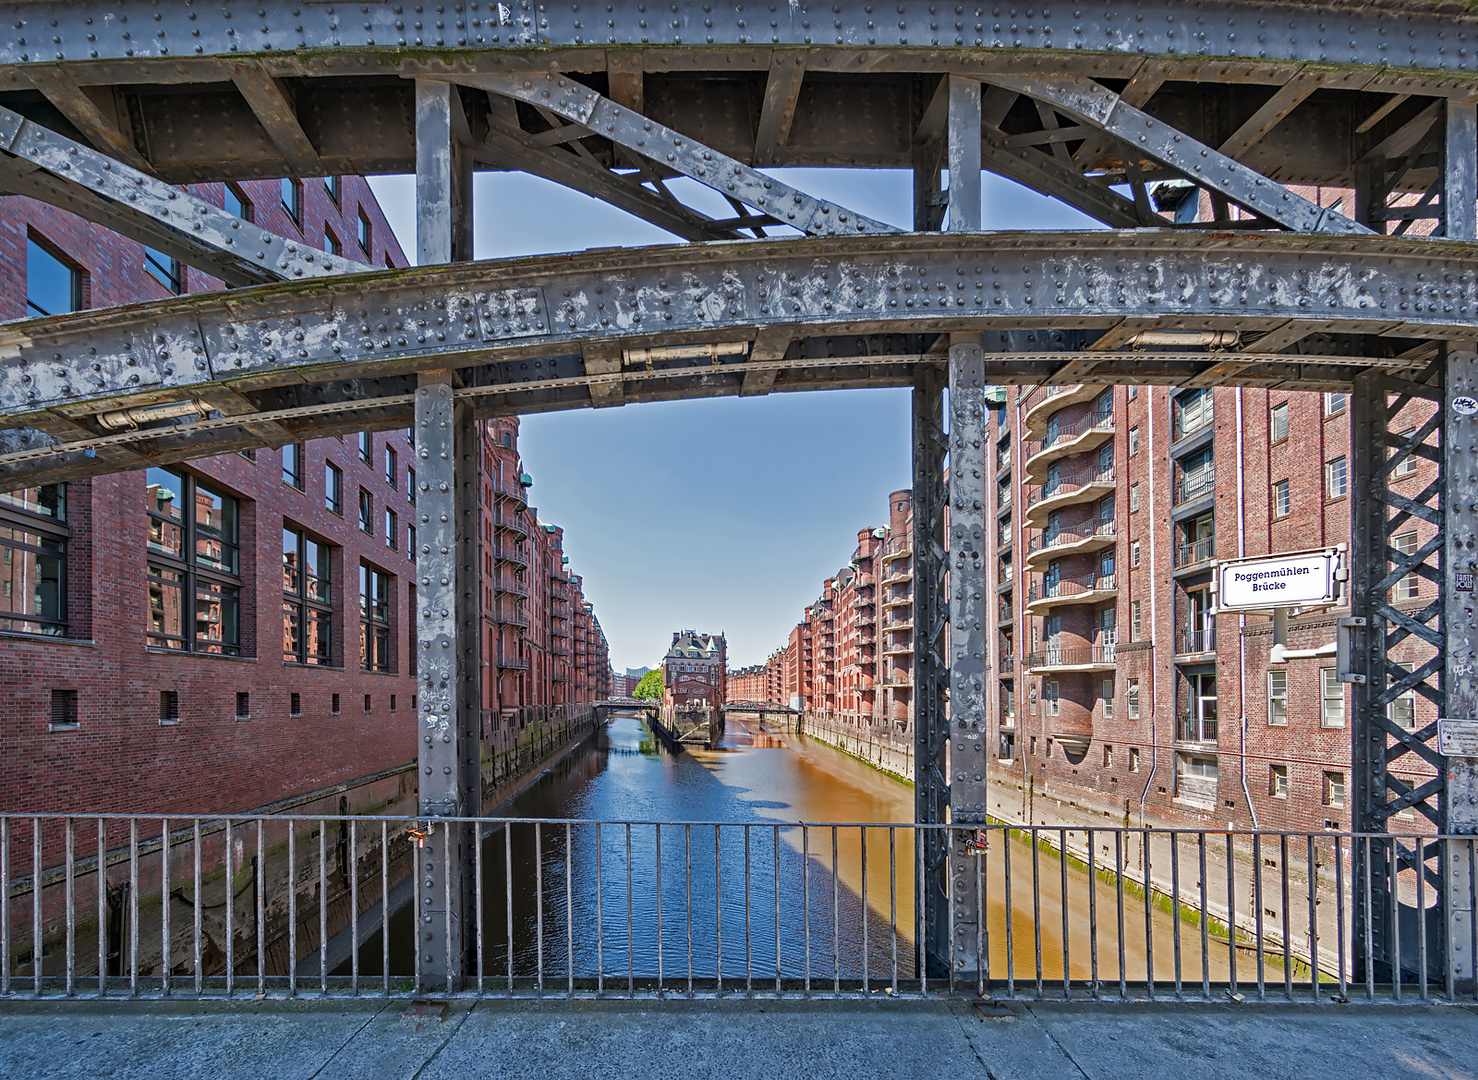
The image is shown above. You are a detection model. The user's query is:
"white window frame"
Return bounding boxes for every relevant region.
[1268,669,1288,726]
[1127,677,1141,720]
[1272,479,1291,518]
[1129,426,1139,455]
[1326,456,1348,500]
[1102,678,1114,718]
[1270,401,1289,443]
[1324,770,1346,808]
[1045,681,1059,717]
[1271,764,1289,799]
[1392,531,1420,600]
[1320,667,1345,728]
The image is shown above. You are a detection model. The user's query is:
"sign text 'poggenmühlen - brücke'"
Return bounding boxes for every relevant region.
[1216,550,1339,611]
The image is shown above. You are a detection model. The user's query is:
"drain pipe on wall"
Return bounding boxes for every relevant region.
[1235,389,1259,829]
[1139,388,1160,823]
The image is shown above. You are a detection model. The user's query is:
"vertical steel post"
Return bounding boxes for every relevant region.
[946,77,982,232]
[415,80,475,266]
[1444,100,1477,241]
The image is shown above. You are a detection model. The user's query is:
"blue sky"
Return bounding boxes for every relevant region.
[367,168,1099,669]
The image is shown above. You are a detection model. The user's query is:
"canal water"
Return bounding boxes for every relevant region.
[353,711,1235,987]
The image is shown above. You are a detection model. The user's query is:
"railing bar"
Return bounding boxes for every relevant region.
[1114,831,1125,1000]
[1334,833,1346,1001]
[775,824,782,997]
[97,819,108,998]
[473,821,483,995]
[504,822,513,996]
[444,822,455,997]
[1171,831,1182,1001]
[596,822,604,997]
[686,824,693,997]
[831,826,839,997]
[1470,839,1477,1004]
[1252,832,1264,999]
[1060,828,1071,1001]
[193,819,203,998]
[160,818,169,998]
[974,836,984,1001]
[714,825,723,997]
[1143,831,1154,1000]
[1,818,9,998]
[1363,835,1374,1002]
[1198,833,1208,1001]
[1390,838,1402,1002]
[1226,831,1237,997]
[982,827,989,989]
[223,820,235,1000]
[1280,833,1291,1001]
[1005,828,1015,999]
[535,821,544,996]
[33,819,43,998]
[803,825,811,997]
[889,826,898,997]
[64,818,75,998]
[1032,828,1043,1000]
[287,825,297,998]
[745,826,753,996]
[350,820,359,998]
[256,820,265,998]
[319,819,328,997]
[1087,829,1098,999]
[626,822,634,998]
[860,827,868,997]
[655,823,662,995]
[1416,836,1428,1002]
[381,821,390,999]
[917,823,925,996]
[1307,835,1319,1003]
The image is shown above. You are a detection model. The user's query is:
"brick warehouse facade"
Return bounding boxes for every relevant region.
[663,631,726,710]
[0,183,610,817]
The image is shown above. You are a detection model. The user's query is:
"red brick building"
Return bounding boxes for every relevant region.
[0,181,610,816]
[662,631,726,709]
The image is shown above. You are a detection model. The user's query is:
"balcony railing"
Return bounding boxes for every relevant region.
[1021,382,1081,417]
[493,604,529,628]
[492,476,528,503]
[1176,714,1219,744]
[883,537,912,558]
[493,575,529,597]
[1175,468,1216,505]
[998,603,1014,622]
[1025,645,1117,669]
[493,509,528,535]
[1175,536,1216,569]
[496,650,530,670]
[1025,408,1114,462]
[999,653,1014,671]
[1176,626,1217,654]
[493,542,528,565]
[1026,462,1114,509]
[1026,571,1116,604]
[1027,520,1115,556]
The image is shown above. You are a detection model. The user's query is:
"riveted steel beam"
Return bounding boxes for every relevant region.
[431,72,898,238]
[416,81,475,266]
[753,53,806,167]
[988,74,1373,236]
[231,64,325,178]
[24,66,152,173]
[0,105,369,284]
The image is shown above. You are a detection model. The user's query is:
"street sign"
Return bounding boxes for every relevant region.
[1217,549,1340,611]
[1439,718,1478,757]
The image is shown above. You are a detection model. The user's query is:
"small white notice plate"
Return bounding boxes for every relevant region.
[1438,718,1478,757]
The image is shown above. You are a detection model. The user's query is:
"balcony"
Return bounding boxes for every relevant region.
[1025,463,1115,527]
[493,575,529,597]
[1024,409,1116,482]
[884,616,913,632]
[998,602,1014,624]
[851,573,875,591]
[1174,468,1216,506]
[493,509,528,535]
[883,640,913,656]
[999,653,1014,672]
[552,624,570,638]
[493,604,529,628]
[1175,626,1217,656]
[551,642,571,657]
[882,537,911,560]
[1176,715,1219,745]
[496,651,530,670]
[884,673,912,687]
[882,592,912,611]
[1025,520,1116,570]
[881,564,911,586]
[1024,571,1117,614]
[1174,536,1216,570]
[1022,384,1105,439]
[492,476,528,504]
[1025,645,1117,672]
[493,542,528,566]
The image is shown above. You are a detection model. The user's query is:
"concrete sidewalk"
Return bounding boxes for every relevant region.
[1,997,1474,1080]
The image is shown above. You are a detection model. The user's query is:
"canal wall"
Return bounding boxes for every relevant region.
[794,711,913,784]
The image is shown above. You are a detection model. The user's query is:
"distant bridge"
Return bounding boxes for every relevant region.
[721,701,800,722]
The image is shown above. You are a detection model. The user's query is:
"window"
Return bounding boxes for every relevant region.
[144,247,183,295]
[384,508,398,550]
[1104,744,1114,768]
[385,446,397,489]
[1127,678,1141,720]
[1270,401,1289,443]
[0,483,68,636]
[282,444,304,490]
[1129,747,1140,771]
[1271,764,1289,798]
[1392,532,1420,600]
[1129,385,1138,399]
[360,564,392,672]
[408,524,417,561]
[1102,678,1114,717]
[1268,670,1288,726]
[1174,387,1213,439]
[1044,680,1059,717]
[159,690,179,724]
[290,692,301,717]
[1131,600,1142,642]
[146,468,241,655]
[357,210,372,252]
[1390,663,1417,731]
[1177,445,1215,503]
[281,178,303,225]
[1175,753,1219,807]
[26,237,80,317]
[283,527,332,666]
[325,229,341,257]
[1320,667,1345,728]
[1272,479,1291,518]
[1324,392,1348,416]
[359,489,373,534]
[390,694,397,712]
[331,692,340,715]
[236,692,250,720]
[1393,428,1420,478]
[1131,540,1140,567]
[325,462,342,514]
[364,693,373,712]
[49,688,78,729]
[1326,456,1348,500]
[224,183,254,222]
[324,175,341,204]
[1323,771,1346,808]
[1130,483,1139,512]
[407,468,416,503]
[1129,426,1139,455]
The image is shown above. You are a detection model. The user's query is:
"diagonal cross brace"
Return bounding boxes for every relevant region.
[430,72,900,238]
[986,74,1373,237]
[0,105,371,285]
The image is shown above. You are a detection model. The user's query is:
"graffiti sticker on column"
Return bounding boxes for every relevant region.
[1216,548,1340,611]
[1453,394,1478,416]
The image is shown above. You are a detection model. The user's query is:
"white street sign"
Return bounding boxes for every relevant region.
[1217,549,1340,611]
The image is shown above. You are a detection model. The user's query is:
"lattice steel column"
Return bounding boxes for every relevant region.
[912,361,949,979]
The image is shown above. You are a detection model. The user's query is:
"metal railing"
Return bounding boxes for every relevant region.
[493,576,530,597]
[1026,572,1116,604]
[1176,627,1217,654]
[1020,382,1081,417]
[493,604,529,628]
[3,813,1469,1004]
[1176,714,1219,743]
[1026,463,1114,509]
[1175,536,1216,568]
[1027,520,1115,556]
[882,537,911,558]
[1175,468,1216,505]
[1025,409,1114,461]
[1025,645,1117,669]
[492,510,529,535]
[492,477,528,502]
[493,542,528,565]
[497,650,530,670]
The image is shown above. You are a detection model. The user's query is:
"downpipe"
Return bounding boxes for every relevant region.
[1236,389,1259,829]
